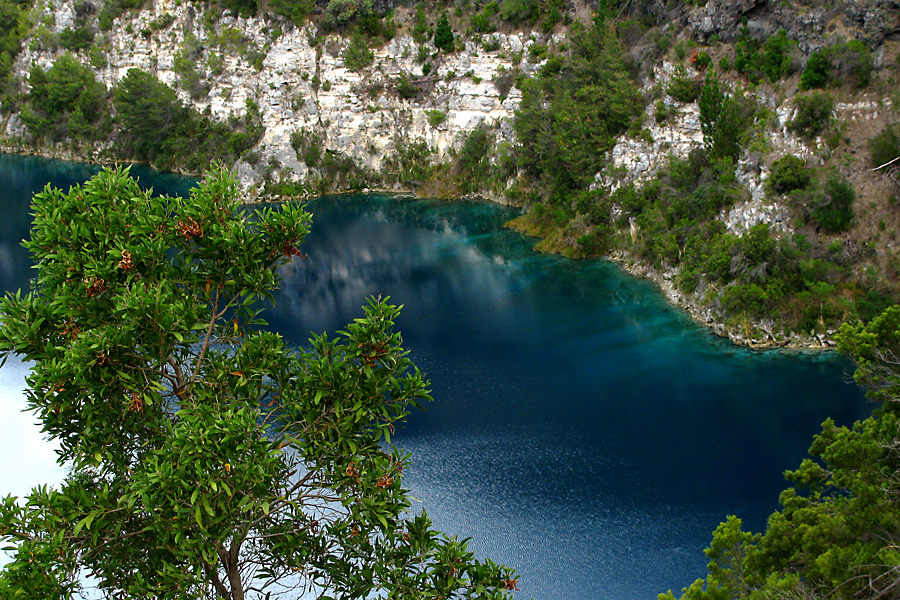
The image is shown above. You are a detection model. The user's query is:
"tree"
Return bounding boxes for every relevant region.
[433,13,454,53]
[343,32,374,71]
[0,167,517,599]
[21,53,108,141]
[799,50,829,90]
[114,68,190,164]
[697,72,749,161]
[513,17,642,195]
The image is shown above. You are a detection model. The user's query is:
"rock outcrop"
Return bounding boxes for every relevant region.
[6,0,558,194]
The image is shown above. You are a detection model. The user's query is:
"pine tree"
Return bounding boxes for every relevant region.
[434,12,454,53]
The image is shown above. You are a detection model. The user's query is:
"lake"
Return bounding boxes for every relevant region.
[0,154,869,599]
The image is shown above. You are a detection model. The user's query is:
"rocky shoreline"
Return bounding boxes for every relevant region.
[0,139,839,352]
[610,250,837,351]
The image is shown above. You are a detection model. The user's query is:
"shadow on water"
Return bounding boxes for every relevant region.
[0,159,869,600]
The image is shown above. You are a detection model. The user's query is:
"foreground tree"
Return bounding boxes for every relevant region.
[0,167,516,599]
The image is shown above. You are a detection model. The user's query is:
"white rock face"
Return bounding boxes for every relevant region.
[597,63,893,238]
[12,0,532,192]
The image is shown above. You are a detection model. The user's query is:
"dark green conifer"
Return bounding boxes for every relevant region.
[433,13,454,53]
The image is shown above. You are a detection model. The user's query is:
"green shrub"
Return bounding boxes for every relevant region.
[768,155,812,194]
[694,51,712,71]
[393,75,419,100]
[21,54,108,141]
[699,73,754,160]
[426,109,447,127]
[828,40,873,88]
[481,36,500,51]
[499,0,539,24]
[173,34,209,99]
[267,0,314,25]
[343,33,373,71]
[59,26,94,51]
[810,172,855,232]
[654,100,673,124]
[412,6,429,43]
[799,50,829,90]
[734,27,795,83]
[721,282,769,315]
[114,69,263,171]
[472,13,495,33]
[667,68,701,102]
[788,92,833,139]
[869,124,900,168]
[433,13,454,53]
[89,46,107,69]
[291,128,323,167]
[514,18,642,193]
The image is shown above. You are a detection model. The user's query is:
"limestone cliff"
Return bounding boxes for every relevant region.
[3,0,551,197]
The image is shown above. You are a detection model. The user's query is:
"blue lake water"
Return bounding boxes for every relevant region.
[0,154,869,599]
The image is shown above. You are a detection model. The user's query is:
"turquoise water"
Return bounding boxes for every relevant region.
[0,155,869,599]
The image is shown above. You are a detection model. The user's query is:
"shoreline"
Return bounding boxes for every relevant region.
[609,251,835,352]
[0,145,836,352]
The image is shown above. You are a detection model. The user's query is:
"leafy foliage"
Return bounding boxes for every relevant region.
[59,25,94,51]
[767,155,812,195]
[799,50,829,90]
[455,125,493,193]
[433,12,454,53]
[21,54,109,141]
[266,0,315,25]
[0,0,33,108]
[173,33,210,99]
[811,173,855,232]
[0,167,517,600]
[788,91,833,139]
[343,32,374,71]
[698,72,754,161]
[798,41,874,90]
[291,127,324,167]
[827,40,874,88]
[733,27,795,83]
[666,67,702,103]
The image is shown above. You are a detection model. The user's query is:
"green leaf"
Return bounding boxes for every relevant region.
[202,496,214,517]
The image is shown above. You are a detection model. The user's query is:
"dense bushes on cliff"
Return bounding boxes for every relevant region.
[513,16,642,198]
[20,53,109,142]
[0,0,28,107]
[799,40,875,90]
[13,48,262,172]
[609,149,880,331]
[661,306,900,600]
[114,68,263,172]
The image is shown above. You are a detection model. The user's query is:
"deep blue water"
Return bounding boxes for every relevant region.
[0,154,869,600]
